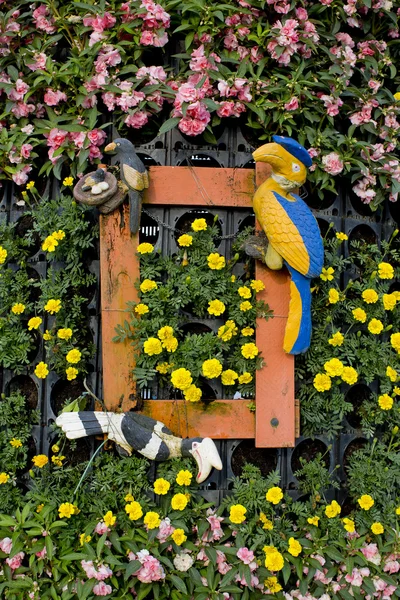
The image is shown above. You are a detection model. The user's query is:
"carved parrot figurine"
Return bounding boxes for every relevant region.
[104,138,149,234]
[56,410,222,484]
[252,135,324,355]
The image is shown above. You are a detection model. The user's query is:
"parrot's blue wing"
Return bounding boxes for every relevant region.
[284,264,312,355]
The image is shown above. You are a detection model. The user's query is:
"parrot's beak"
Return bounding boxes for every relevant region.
[104,142,116,153]
[252,143,286,171]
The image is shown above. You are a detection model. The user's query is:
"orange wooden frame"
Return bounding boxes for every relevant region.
[99,164,295,447]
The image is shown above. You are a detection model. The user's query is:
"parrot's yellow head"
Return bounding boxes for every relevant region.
[252,136,312,190]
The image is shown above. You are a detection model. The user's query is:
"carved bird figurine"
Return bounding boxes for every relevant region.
[104,138,149,234]
[81,168,109,193]
[252,135,324,355]
[56,410,222,483]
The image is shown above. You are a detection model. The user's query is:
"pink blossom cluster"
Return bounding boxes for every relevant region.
[32,5,56,34]
[128,549,165,583]
[81,560,113,581]
[222,6,262,63]
[172,74,213,136]
[83,12,116,47]
[0,9,21,57]
[156,517,175,542]
[267,13,319,66]
[321,152,344,176]
[137,0,171,48]
[45,127,106,165]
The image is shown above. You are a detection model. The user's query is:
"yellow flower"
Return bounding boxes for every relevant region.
[358,494,374,510]
[171,528,187,545]
[362,289,378,304]
[307,516,319,526]
[320,267,334,281]
[341,367,358,385]
[313,373,332,392]
[135,303,149,315]
[156,362,170,374]
[239,372,253,384]
[265,549,284,572]
[57,328,73,340]
[191,218,207,231]
[324,358,344,377]
[158,326,174,340]
[368,319,383,334]
[79,533,92,545]
[336,232,348,241]
[396,506,400,515]
[230,275,236,282]
[52,455,65,467]
[329,331,344,347]
[66,367,78,381]
[262,520,273,531]
[391,332,400,353]
[162,337,178,353]
[144,511,161,529]
[143,337,163,355]
[125,501,143,520]
[208,253,225,270]
[221,369,238,385]
[11,303,25,314]
[10,438,22,448]
[21,191,27,198]
[177,234,193,247]
[383,293,397,311]
[264,577,282,593]
[208,299,225,316]
[229,504,247,524]
[140,279,158,293]
[241,342,259,359]
[184,384,202,402]
[378,262,394,279]
[251,279,265,292]
[288,537,302,557]
[241,327,254,337]
[171,368,193,390]
[34,362,49,379]
[0,246,7,264]
[266,486,283,504]
[176,470,192,486]
[32,454,48,468]
[328,289,340,304]
[26,181,35,190]
[394,387,400,396]
[103,511,116,527]
[218,324,234,342]
[66,349,81,364]
[42,235,58,252]
[52,230,65,241]
[386,366,398,382]
[342,518,355,533]
[137,243,154,254]
[0,473,9,484]
[52,445,60,453]
[371,522,384,535]
[36,504,44,513]
[154,478,171,495]
[124,493,134,502]
[352,308,367,323]
[325,500,341,518]
[202,358,223,379]
[43,330,52,341]
[44,299,61,314]
[240,301,252,312]
[171,493,188,510]
[63,176,74,186]
[238,286,251,299]
[28,316,42,330]
[58,502,75,519]
[378,394,393,410]
[394,92,400,101]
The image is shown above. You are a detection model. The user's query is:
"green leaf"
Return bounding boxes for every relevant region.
[170,574,188,594]
[124,560,141,580]
[137,583,153,600]
[158,117,181,135]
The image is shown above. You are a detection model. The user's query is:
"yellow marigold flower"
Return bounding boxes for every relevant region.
[184,384,202,402]
[140,279,158,293]
[265,549,284,572]
[135,303,149,315]
[58,502,75,519]
[383,293,397,311]
[66,349,81,364]
[266,486,283,504]
[342,518,355,533]
[394,387,400,395]
[63,176,74,186]
[11,303,25,314]
[0,473,9,484]
[79,533,92,545]
[43,330,52,341]
[313,373,332,392]
[320,267,334,281]
[241,342,259,359]
[191,218,207,231]
[386,366,398,382]
[329,331,344,347]
[238,286,251,299]
[229,504,247,524]
[358,494,374,510]
[44,299,61,314]
[156,362,170,374]
[176,470,192,486]
[42,235,58,252]
[0,246,7,264]
[325,500,341,518]
[34,362,49,379]
[26,181,35,190]
[144,511,161,529]
[57,328,72,340]
[221,369,238,385]
[66,367,78,381]
[52,445,60,453]
[52,455,65,467]
[378,394,393,410]
[288,537,302,557]
[264,577,282,593]
[336,232,348,241]
[391,332,400,353]
[158,326,174,340]
[324,358,344,377]
[218,324,234,341]
[394,92,400,101]
[36,504,44,513]
[28,316,42,330]
[378,262,394,279]
[171,528,187,545]
[371,522,384,535]
[239,372,253,384]
[32,454,48,468]
[102,511,116,527]
[362,289,378,304]
[263,519,273,530]
[137,243,154,254]
[10,438,22,448]
[341,367,358,385]
[124,493,134,502]
[328,289,340,304]
[202,358,223,379]
[154,478,171,495]
[171,493,188,511]
[163,337,178,353]
[251,279,265,292]
[171,368,193,390]
[307,516,319,526]
[143,337,163,355]
[368,318,383,335]
[241,327,254,337]
[177,234,193,247]
[52,230,65,240]
[240,301,252,312]
[352,308,367,323]
[208,299,225,316]
[396,507,400,515]
[208,252,225,270]
[230,275,236,282]
[125,501,143,520]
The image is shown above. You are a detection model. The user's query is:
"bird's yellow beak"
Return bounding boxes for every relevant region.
[252,143,286,170]
[104,142,116,153]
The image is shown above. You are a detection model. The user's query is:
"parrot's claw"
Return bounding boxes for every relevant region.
[242,235,268,262]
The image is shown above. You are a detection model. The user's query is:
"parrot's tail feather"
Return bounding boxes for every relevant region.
[56,411,114,440]
[284,266,312,355]
[129,190,142,235]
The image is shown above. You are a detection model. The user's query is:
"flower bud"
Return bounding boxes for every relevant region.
[392,426,399,435]
[185,276,191,284]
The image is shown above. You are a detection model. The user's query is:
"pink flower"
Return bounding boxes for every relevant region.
[89,145,102,160]
[8,79,29,101]
[140,31,155,45]
[21,143,33,158]
[47,128,68,149]
[125,111,149,128]
[320,95,343,116]
[308,147,319,158]
[81,560,97,579]
[6,551,24,570]
[36,547,47,559]
[12,165,32,185]
[11,102,35,118]
[0,537,12,554]
[133,554,166,583]
[21,124,34,134]
[284,96,299,111]
[361,543,381,565]
[87,129,107,146]
[82,95,98,109]
[345,568,364,587]
[321,152,344,175]
[26,52,47,71]
[236,547,255,564]
[93,582,112,596]
[156,518,175,543]
[102,92,117,111]
[384,560,400,574]
[95,564,112,581]
[44,89,67,106]
[95,522,110,535]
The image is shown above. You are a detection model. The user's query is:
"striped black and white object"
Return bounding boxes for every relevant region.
[56,411,222,484]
